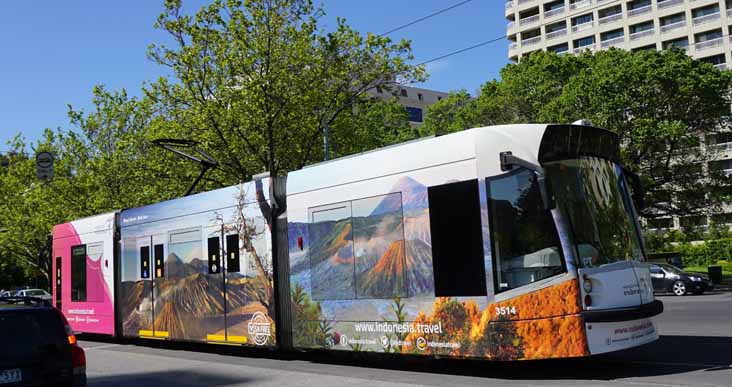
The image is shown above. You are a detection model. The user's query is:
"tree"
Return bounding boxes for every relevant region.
[145,0,425,183]
[547,49,732,218]
[0,86,196,287]
[420,49,732,219]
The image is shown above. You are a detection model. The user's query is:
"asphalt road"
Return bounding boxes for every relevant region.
[80,292,732,387]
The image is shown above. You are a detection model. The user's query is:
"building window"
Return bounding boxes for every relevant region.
[680,215,708,228]
[406,107,423,122]
[418,93,423,101]
[646,218,673,229]
[712,213,732,225]
[400,88,408,97]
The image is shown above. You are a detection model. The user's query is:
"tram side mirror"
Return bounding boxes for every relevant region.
[500,151,555,211]
[624,168,646,211]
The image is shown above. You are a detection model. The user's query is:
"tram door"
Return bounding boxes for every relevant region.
[223,229,245,343]
[135,236,156,338]
[204,226,227,342]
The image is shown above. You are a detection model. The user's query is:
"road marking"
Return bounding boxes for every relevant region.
[83,344,119,350]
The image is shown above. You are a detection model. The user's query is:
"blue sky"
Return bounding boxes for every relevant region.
[0,1,507,149]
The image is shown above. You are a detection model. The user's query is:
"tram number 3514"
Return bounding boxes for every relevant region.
[495,306,517,317]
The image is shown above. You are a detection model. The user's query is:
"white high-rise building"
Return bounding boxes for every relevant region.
[506,0,730,69]
[505,0,732,232]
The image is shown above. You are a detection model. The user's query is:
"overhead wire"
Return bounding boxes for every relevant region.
[413,0,626,66]
[379,0,474,37]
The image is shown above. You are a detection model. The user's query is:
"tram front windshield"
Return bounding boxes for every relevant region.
[544,157,644,268]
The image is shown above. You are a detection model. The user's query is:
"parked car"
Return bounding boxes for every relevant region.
[650,263,714,296]
[0,290,14,298]
[14,289,52,301]
[0,296,86,386]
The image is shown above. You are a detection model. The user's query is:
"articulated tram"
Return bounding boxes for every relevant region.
[52,123,662,361]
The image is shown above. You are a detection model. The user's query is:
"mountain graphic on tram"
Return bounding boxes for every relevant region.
[52,123,662,361]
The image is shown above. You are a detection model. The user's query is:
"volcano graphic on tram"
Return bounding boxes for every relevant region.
[52,123,662,360]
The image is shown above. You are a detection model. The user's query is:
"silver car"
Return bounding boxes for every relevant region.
[14,289,52,301]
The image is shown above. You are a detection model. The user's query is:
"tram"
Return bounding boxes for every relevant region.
[52,123,662,360]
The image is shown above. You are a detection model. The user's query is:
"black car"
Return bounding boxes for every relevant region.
[0,297,86,386]
[650,263,714,296]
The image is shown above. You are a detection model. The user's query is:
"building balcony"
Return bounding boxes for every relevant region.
[519,14,540,26]
[573,44,596,54]
[715,63,728,70]
[692,12,720,27]
[569,0,591,11]
[522,36,542,46]
[546,28,568,40]
[657,0,684,9]
[517,0,533,4]
[695,37,723,51]
[599,13,622,25]
[506,1,513,10]
[630,28,655,41]
[572,21,594,33]
[728,8,732,17]
[713,142,732,151]
[668,43,690,52]
[628,5,652,18]
[544,6,565,19]
[660,20,686,34]
[601,36,625,48]
[507,21,516,31]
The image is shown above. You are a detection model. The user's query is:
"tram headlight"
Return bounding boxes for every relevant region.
[582,275,593,293]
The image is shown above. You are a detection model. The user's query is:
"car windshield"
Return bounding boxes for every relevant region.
[658,263,684,274]
[544,157,644,268]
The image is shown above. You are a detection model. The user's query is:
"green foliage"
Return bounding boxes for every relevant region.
[421,49,732,219]
[0,0,423,287]
[0,86,194,287]
[146,0,425,180]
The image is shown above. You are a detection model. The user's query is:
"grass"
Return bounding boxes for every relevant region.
[683,265,732,286]
[684,265,732,276]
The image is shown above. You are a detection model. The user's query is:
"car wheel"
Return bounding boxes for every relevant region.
[672,281,687,296]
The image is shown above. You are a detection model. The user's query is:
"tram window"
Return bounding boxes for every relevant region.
[70,244,87,302]
[226,234,241,273]
[154,244,165,278]
[353,193,407,299]
[487,169,565,293]
[308,203,355,300]
[308,192,409,300]
[428,179,487,297]
[140,246,150,279]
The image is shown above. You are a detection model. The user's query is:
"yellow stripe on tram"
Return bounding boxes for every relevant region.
[206,334,248,344]
[139,330,169,339]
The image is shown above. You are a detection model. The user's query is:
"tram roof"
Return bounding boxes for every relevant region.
[287,124,551,196]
